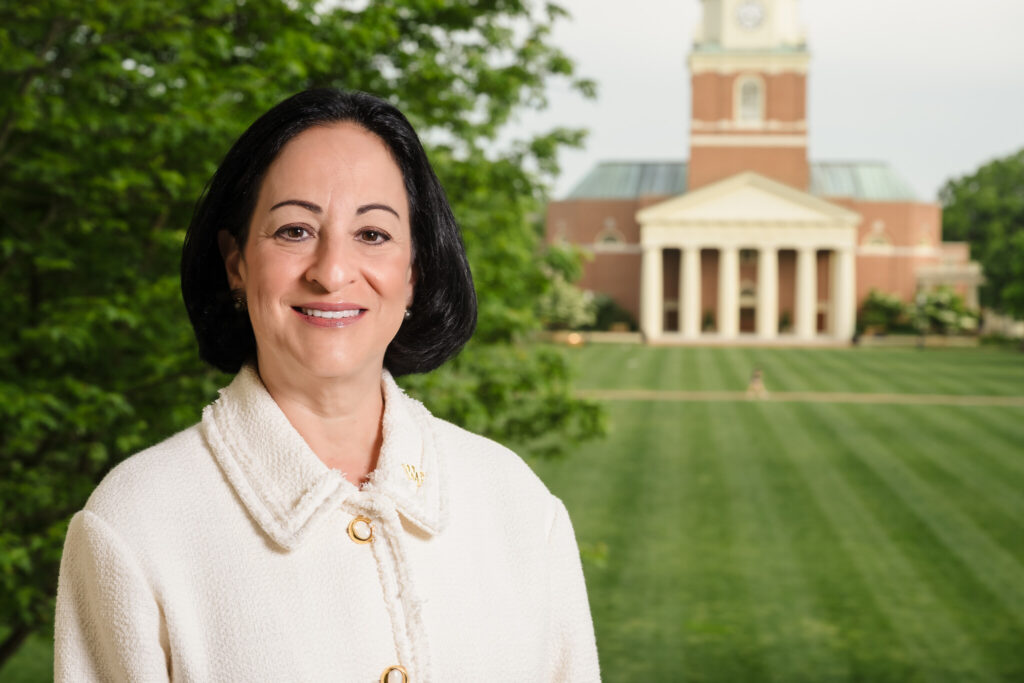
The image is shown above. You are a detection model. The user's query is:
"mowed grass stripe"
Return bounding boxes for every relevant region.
[751,347,820,393]
[704,351,839,681]
[853,350,963,395]
[931,406,1024,482]
[629,400,696,679]
[788,349,879,393]
[754,403,912,681]
[562,345,1024,396]
[780,403,986,681]
[553,400,692,681]
[672,400,762,682]
[882,404,1024,558]
[938,348,1024,395]
[538,344,1024,680]
[813,403,1024,678]
[850,406,1024,678]
[690,347,717,391]
[700,350,775,680]
[577,389,1024,407]
[819,404,1024,630]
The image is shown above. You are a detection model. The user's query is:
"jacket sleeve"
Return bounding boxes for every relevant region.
[55,510,170,682]
[546,498,601,682]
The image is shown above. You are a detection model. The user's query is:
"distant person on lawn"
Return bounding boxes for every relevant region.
[746,367,767,399]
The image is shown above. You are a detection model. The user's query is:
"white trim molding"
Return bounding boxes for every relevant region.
[692,118,807,132]
[689,51,810,74]
[690,133,807,147]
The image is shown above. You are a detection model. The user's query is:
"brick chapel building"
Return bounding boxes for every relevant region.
[545,0,982,343]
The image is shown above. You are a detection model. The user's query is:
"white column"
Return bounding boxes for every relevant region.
[676,249,685,334]
[796,246,818,339]
[682,247,702,338]
[718,246,740,338]
[757,245,778,339]
[832,247,856,340]
[641,244,663,341]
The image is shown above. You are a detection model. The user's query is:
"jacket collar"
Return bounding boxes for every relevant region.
[200,365,447,551]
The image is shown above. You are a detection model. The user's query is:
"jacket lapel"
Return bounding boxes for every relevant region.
[201,366,447,551]
[362,372,447,536]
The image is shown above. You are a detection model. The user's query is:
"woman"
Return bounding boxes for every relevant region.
[55,89,600,682]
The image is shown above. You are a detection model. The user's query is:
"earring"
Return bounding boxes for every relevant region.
[404,308,411,319]
[231,289,247,312]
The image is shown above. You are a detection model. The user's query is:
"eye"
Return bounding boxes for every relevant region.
[275,225,311,241]
[357,229,391,245]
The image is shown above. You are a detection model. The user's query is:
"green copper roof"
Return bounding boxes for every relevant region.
[566,161,689,199]
[809,161,918,201]
[565,160,918,202]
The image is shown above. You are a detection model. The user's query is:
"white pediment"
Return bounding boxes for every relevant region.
[637,171,860,226]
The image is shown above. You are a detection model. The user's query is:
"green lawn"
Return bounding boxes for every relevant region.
[530,345,1024,682]
[4,346,1022,681]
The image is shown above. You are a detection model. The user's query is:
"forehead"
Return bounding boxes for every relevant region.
[258,122,407,205]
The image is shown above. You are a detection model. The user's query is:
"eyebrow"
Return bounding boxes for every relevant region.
[269,199,400,219]
[356,203,401,219]
[270,199,322,213]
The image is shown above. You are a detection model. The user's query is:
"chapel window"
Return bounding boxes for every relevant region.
[737,77,764,124]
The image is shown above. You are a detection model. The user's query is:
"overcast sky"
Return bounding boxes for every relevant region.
[506,0,1024,201]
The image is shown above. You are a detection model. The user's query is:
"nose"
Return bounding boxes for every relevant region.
[304,232,354,292]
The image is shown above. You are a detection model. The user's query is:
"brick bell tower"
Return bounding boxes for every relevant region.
[687,0,810,191]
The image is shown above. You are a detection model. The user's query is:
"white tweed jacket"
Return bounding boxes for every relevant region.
[55,366,600,682]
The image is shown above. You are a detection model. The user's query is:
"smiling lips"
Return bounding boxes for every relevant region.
[293,304,365,327]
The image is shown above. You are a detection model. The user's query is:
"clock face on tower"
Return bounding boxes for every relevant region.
[736,0,766,30]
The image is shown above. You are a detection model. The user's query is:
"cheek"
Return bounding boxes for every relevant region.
[368,254,415,294]
[242,257,301,322]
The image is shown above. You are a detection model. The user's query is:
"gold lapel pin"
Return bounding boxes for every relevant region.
[402,463,426,488]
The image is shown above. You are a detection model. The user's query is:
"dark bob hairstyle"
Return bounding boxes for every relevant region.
[181,89,477,377]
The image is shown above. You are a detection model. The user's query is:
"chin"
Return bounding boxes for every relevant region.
[303,347,389,380]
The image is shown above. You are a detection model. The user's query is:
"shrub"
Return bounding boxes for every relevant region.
[910,286,979,335]
[858,289,915,334]
[581,294,637,332]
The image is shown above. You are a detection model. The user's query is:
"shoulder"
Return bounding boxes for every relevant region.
[426,412,560,514]
[83,424,222,537]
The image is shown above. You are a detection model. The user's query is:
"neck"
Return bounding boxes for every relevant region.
[255,358,386,487]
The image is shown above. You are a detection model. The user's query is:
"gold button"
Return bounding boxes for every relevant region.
[347,516,373,544]
[380,664,408,683]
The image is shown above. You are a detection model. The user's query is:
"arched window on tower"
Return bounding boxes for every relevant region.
[736,75,765,125]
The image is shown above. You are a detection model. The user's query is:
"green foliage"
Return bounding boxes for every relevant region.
[703,310,716,332]
[582,293,637,332]
[941,147,1024,317]
[858,288,915,334]
[535,246,597,330]
[0,0,602,663]
[778,310,792,333]
[909,286,979,335]
[400,343,605,460]
[535,275,597,330]
[859,287,978,335]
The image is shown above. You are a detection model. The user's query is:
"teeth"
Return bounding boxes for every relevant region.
[301,308,361,319]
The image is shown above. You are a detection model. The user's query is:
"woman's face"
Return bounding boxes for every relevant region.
[220,122,415,385]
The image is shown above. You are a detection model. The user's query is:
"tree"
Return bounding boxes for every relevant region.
[941,148,1024,317]
[0,0,603,665]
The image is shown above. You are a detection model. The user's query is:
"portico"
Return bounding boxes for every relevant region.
[637,172,860,343]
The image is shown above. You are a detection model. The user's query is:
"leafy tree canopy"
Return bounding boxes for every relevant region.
[0,0,603,664]
[941,148,1024,317]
